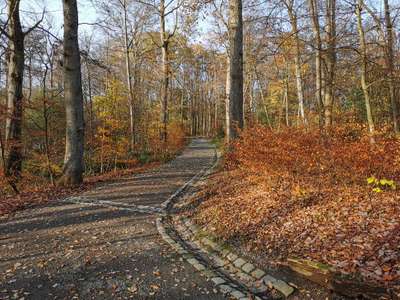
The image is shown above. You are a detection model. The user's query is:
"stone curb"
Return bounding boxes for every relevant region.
[160,150,219,211]
[176,216,295,298]
[156,217,256,300]
[156,146,295,299]
[156,149,258,299]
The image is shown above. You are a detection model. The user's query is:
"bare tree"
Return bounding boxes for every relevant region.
[135,0,183,144]
[383,0,399,133]
[121,0,136,151]
[283,0,306,125]
[323,0,336,128]
[0,0,42,184]
[308,0,323,127]
[355,0,374,142]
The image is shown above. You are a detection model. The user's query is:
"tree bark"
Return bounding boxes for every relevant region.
[324,0,336,128]
[42,66,54,185]
[5,0,24,180]
[356,0,375,142]
[383,0,399,133]
[308,0,324,128]
[160,0,169,144]
[122,0,135,151]
[225,56,231,140]
[286,2,306,125]
[226,0,244,142]
[60,0,85,185]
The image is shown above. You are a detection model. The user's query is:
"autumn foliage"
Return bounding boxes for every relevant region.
[195,126,400,289]
[0,78,187,216]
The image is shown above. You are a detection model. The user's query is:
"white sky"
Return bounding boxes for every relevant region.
[19,0,99,36]
[18,0,210,44]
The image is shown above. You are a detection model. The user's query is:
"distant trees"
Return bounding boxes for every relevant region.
[138,0,183,144]
[2,0,400,193]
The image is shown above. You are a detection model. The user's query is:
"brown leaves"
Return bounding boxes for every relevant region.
[194,126,400,289]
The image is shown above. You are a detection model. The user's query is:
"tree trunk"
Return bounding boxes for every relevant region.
[356,0,375,142]
[5,0,24,180]
[308,0,324,128]
[123,0,135,151]
[225,56,231,140]
[60,0,85,185]
[287,4,306,125]
[255,68,272,130]
[160,0,169,144]
[383,0,399,133]
[86,62,93,139]
[324,0,336,128]
[226,0,244,142]
[42,66,54,185]
[285,60,290,126]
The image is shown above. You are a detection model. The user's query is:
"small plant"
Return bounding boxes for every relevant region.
[367,176,396,193]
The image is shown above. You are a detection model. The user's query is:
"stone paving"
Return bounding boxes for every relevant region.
[0,139,225,300]
[0,139,297,300]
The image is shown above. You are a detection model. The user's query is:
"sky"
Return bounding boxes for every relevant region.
[17,0,212,45]
[20,0,100,36]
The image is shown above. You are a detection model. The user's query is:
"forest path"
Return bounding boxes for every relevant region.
[0,139,225,300]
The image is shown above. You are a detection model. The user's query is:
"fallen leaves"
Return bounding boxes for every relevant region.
[194,126,400,290]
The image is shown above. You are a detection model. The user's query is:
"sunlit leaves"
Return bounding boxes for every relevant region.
[195,125,400,288]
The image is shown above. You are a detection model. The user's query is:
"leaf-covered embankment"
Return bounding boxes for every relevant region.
[193,126,400,292]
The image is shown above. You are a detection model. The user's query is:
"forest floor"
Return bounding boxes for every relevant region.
[0,139,226,300]
[190,127,400,299]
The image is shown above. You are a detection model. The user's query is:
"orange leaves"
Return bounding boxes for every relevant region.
[194,125,400,288]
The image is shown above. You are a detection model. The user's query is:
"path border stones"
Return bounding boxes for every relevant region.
[63,141,296,299]
[157,147,296,299]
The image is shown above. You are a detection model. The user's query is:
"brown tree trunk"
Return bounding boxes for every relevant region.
[160,0,169,144]
[5,0,24,180]
[226,0,244,142]
[42,66,54,185]
[225,56,231,140]
[60,0,85,185]
[383,0,399,133]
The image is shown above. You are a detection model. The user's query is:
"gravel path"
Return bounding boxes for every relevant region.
[0,139,225,300]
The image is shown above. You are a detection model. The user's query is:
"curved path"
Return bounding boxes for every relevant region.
[0,139,225,300]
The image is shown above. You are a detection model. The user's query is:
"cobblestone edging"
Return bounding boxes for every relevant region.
[157,149,296,299]
[160,150,219,211]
